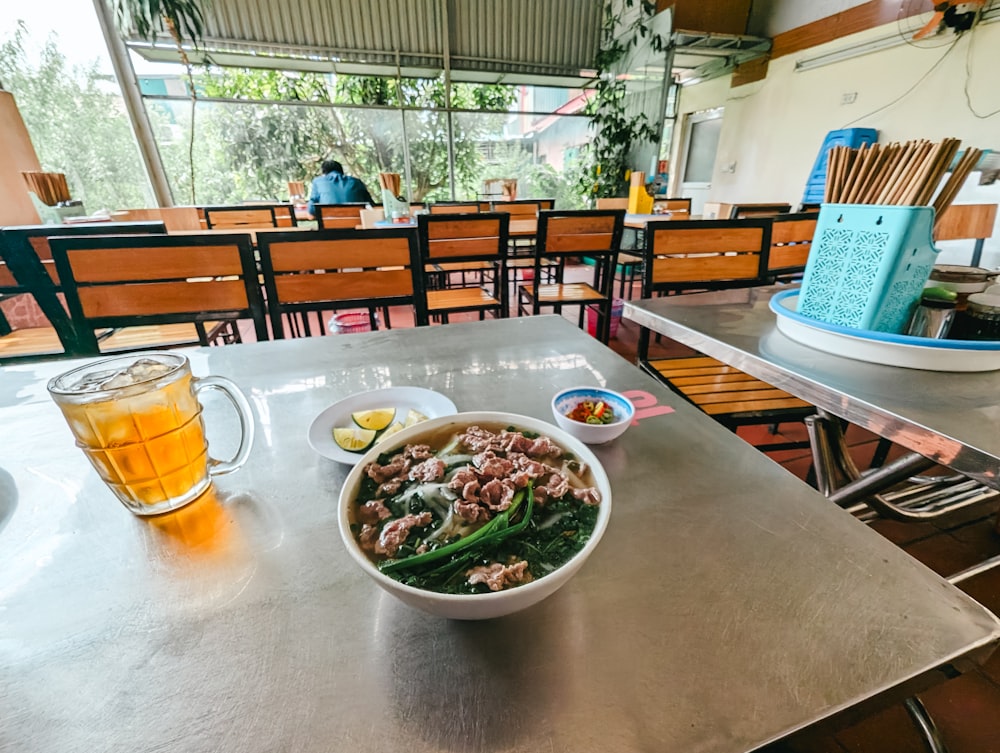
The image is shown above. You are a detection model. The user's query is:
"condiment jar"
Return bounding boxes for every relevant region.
[949,292,1000,341]
[905,292,957,339]
[926,265,999,310]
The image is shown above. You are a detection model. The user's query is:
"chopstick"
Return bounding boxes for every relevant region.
[824,137,979,219]
[932,148,982,231]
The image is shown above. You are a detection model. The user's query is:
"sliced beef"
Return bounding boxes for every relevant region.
[473,450,515,479]
[409,457,446,483]
[358,524,379,553]
[480,478,515,512]
[376,511,433,558]
[455,497,491,523]
[466,560,533,592]
[357,499,392,526]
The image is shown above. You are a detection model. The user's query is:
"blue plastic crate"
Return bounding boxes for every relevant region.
[802,128,878,205]
[797,204,940,333]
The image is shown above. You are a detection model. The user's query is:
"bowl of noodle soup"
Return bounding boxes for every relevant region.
[337,411,612,620]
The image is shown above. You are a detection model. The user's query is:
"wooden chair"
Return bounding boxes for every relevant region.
[257,228,423,338]
[49,233,268,355]
[768,212,817,283]
[428,202,480,215]
[288,181,306,201]
[313,203,369,230]
[635,219,814,447]
[728,203,792,219]
[516,209,624,344]
[934,203,997,267]
[0,221,168,362]
[415,213,509,326]
[203,205,281,230]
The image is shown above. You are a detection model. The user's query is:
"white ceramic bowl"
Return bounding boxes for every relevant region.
[337,411,612,620]
[551,386,635,445]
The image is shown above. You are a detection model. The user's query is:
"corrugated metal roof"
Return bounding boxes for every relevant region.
[126,0,604,86]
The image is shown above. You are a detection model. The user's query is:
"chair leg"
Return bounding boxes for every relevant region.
[904,696,949,753]
[869,437,893,468]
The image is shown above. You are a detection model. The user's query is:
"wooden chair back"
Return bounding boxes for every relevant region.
[203,205,280,230]
[314,203,367,230]
[288,181,306,200]
[257,228,422,338]
[768,213,817,280]
[933,203,997,267]
[49,233,267,354]
[478,199,555,217]
[596,198,629,210]
[537,210,624,260]
[112,207,203,232]
[429,202,479,215]
[0,222,168,358]
[642,219,772,296]
[418,214,509,263]
[728,203,792,219]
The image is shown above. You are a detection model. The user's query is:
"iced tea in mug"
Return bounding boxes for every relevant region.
[48,353,254,516]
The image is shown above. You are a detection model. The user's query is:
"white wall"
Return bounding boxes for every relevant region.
[673,19,1000,266]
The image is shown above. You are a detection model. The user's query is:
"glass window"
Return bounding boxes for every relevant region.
[0,20,154,211]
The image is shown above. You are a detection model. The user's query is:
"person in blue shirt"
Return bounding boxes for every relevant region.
[308,160,375,217]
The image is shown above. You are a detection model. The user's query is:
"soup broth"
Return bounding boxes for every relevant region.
[351,422,601,595]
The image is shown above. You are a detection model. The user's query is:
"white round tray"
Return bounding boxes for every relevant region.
[769,290,1000,372]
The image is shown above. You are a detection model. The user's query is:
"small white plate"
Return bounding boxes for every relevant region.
[770,290,1000,372]
[308,387,458,465]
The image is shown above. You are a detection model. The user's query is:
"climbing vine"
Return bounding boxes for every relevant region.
[580,0,667,200]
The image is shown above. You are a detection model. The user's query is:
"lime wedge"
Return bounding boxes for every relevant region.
[404,408,428,427]
[375,422,405,445]
[352,408,395,431]
[333,427,377,452]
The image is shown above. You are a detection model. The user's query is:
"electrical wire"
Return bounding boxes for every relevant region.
[896,0,955,49]
[841,37,959,128]
[963,26,1000,118]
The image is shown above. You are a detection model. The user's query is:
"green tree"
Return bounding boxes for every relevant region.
[197,68,517,203]
[0,24,152,211]
[478,141,586,210]
[580,0,665,201]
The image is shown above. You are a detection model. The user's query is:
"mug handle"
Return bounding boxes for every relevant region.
[193,375,255,476]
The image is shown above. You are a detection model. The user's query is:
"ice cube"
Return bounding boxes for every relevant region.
[65,359,174,393]
[67,368,122,393]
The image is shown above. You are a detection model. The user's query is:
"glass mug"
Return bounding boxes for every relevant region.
[48,352,254,516]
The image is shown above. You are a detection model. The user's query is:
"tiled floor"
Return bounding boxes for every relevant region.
[244,267,1000,752]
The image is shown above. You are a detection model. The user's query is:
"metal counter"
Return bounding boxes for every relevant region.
[2,315,998,753]
[625,289,1000,491]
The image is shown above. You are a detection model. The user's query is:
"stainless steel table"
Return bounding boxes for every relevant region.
[2,315,998,753]
[624,288,1000,492]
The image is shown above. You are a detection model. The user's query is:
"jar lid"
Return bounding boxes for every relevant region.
[929,265,997,283]
[966,292,1000,314]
